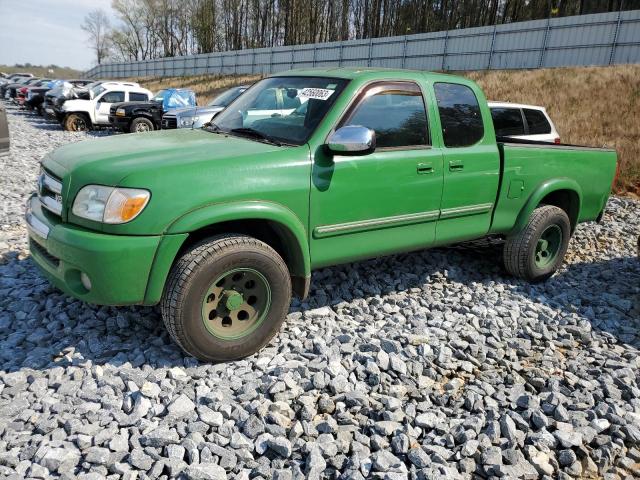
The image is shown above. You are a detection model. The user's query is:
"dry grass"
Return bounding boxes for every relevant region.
[0,65,83,79]
[468,65,640,195]
[130,65,640,195]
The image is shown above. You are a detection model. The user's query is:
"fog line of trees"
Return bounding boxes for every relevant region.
[82,0,631,65]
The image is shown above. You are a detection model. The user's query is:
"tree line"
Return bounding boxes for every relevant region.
[82,0,631,64]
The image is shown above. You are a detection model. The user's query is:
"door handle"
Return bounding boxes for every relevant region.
[449,160,464,171]
[417,162,434,174]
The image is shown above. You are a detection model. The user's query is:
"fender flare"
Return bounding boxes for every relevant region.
[510,178,583,235]
[166,200,311,278]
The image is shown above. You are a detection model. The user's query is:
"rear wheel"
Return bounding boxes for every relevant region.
[64,113,90,132]
[503,205,571,282]
[130,117,154,133]
[161,234,292,362]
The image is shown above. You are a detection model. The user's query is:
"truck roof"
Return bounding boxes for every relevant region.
[488,101,548,111]
[271,67,470,83]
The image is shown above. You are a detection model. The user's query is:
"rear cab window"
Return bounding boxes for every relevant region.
[523,108,552,134]
[434,83,484,147]
[490,107,525,136]
[129,92,150,102]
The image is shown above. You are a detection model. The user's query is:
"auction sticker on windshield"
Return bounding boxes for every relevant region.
[299,88,334,100]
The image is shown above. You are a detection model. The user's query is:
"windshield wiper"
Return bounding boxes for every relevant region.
[229,127,282,146]
[204,122,223,133]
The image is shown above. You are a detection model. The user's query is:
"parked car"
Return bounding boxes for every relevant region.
[162,85,248,129]
[57,82,152,131]
[43,80,102,121]
[23,79,61,113]
[489,101,560,143]
[26,68,617,362]
[1,76,38,99]
[6,78,48,101]
[0,103,8,156]
[0,73,32,87]
[15,79,53,107]
[109,88,196,133]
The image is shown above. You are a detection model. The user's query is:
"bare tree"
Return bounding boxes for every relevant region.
[82,9,112,65]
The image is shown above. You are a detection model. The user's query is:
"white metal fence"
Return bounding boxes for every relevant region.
[86,9,640,78]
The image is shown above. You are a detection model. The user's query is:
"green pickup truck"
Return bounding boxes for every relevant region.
[26,68,617,361]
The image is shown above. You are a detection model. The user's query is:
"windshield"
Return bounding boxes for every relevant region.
[210,76,349,145]
[208,86,247,107]
[90,84,106,98]
[153,90,167,102]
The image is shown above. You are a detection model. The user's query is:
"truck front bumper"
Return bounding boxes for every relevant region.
[25,195,162,306]
[108,115,130,130]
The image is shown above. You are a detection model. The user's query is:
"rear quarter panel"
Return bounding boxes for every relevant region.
[491,143,617,234]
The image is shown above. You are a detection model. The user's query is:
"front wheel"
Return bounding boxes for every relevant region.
[503,205,571,282]
[64,113,90,132]
[161,234,292,362]
[130,117,154,133]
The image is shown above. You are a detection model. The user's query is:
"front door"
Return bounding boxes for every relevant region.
[310,81,444,268]
[95,90,125,125]
[432,82,501,244]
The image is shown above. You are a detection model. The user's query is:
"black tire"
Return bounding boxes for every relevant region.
[64,113,90,132]
[504,205,571,283]
[161,234,292,362]
[130,117,154,133]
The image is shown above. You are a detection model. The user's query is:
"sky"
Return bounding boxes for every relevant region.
[0,0,116,70]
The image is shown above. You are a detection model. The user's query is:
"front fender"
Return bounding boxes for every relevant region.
[166,200,311,278]
[510,178,582,235]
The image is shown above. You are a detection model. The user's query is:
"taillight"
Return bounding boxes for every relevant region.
[554,137,561,144]
[612,161,620,190]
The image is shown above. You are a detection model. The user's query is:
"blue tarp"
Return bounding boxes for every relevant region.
[155,89,197,111]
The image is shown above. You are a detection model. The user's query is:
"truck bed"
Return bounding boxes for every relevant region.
[490,139,617,235]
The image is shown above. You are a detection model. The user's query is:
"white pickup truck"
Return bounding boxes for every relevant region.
[60,82,152,132]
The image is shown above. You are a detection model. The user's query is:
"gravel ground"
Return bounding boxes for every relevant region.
[0,104,639,480]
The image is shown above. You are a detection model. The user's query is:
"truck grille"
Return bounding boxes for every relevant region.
[162,115,177,129]
[38,169,63,217]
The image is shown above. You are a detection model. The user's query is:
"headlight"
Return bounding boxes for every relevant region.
[179,116,198,127]
[116,108,126,116]
[72,185,150,224]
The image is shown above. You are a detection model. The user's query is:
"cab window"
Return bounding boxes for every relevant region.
[340,82,429,149]
[434,82,484,147]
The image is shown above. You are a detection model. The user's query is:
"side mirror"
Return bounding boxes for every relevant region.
[326,126,376,155]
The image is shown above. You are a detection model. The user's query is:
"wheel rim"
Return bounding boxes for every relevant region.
[535,224,562,268]
[201,268,271,340]
[72,117,86,131]
[135,122,150,132]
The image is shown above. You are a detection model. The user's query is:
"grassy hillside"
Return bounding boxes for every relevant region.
[131,65,639,195]
[0,65,83,79]
[468,65,640,196]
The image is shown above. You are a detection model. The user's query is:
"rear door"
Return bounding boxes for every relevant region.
[432,82,501,243]
[94,90,125,124]
[0,104,9,155]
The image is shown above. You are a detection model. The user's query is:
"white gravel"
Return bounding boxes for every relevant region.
[0,104,639,480]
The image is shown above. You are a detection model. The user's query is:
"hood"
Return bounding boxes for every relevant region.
[44,128,284,187]
[168,105,224,118]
